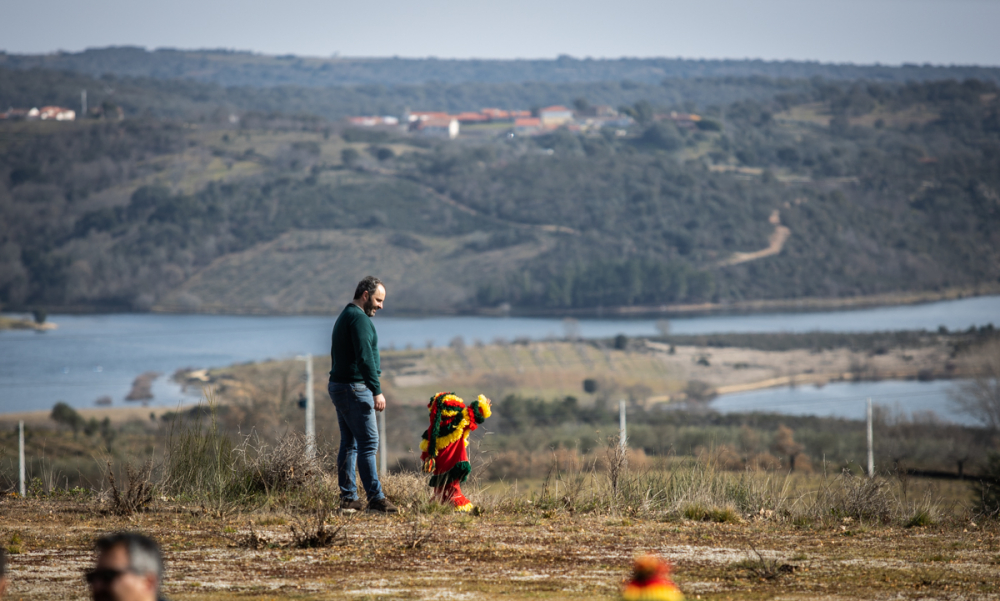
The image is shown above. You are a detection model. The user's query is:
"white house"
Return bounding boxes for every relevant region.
[538,105,574,128]
[417,118,459,139]
[39,106,76,121]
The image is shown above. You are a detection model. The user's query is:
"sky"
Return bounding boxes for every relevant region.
[2,0,998,66]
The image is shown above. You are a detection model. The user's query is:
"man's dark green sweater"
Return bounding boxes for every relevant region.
[329,303,381,395]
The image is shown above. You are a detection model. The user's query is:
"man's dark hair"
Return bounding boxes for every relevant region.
[0,545,6,578]
[353,276,383,300]
[95,532,163,585]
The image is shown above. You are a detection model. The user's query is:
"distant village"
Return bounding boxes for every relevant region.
[0,100,704,137]
[0,105,77,121]
[347,105,704,139]
[1,104,127,121]
[1,91,124,122]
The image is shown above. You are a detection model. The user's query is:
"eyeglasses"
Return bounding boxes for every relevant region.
[84,568,135,586]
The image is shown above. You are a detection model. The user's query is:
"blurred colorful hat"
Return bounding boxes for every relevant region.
[622,554,683,601]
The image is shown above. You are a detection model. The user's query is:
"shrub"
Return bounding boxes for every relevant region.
[682,503,739,523]
[905,510,935,528]
[341,148,360,166]
[641,122,684,151]
[381,471,435,510]
[832,474,893,523]
[106,460,154,516]
[972,452,1000,518]
[162,399,237,501]
[235,433,323,495]
[162,396,324,504]
[732,546,794,580]
[696,119,723,132]
[289,505,347,548]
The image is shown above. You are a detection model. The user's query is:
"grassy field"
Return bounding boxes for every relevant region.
[203,334,961,411]
[2,467,997,600]
[156,227,556,315]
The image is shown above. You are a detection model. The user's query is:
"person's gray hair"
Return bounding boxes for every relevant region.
[353,275,384,300]
[95,532,163,587]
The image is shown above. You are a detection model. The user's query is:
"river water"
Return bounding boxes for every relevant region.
[1,295,997,420]
[709,379,978,426]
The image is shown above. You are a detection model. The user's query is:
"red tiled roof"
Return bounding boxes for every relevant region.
[455,112,488,122]
[480,108,509,119]
[410,111,452,121]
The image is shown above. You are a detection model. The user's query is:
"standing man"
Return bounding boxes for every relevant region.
[329,276,398,513]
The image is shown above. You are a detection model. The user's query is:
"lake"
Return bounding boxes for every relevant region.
[1,294,998,418]
[707,379,978,426]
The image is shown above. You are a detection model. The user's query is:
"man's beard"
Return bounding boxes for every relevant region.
[363,297,377,317]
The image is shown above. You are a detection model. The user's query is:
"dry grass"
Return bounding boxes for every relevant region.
[2,491,998,601]
[232,431,325,495]
[104,460,154,516]
[2,421,997,599]
[381,470,437,511]
[161,396,327,506]
[9,396,989,598]
[289,505,348,549]
[731,544,796,580]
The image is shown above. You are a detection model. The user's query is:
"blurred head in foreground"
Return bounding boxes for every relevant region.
[622,554,683,601]
[87,533,164,601]
[0,546,8,598]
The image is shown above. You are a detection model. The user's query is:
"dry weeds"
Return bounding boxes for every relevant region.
[1,493,998,601]
[104,460,154,517]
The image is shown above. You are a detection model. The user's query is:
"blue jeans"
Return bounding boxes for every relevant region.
[328,381,384,502]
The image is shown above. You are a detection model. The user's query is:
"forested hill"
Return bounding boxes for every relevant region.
[0,67,835,122]
[0,69,998,316]
[3,47,1000,88]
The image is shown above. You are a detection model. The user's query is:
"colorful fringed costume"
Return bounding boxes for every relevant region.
[420,392,492,511]
[622,555,684,601]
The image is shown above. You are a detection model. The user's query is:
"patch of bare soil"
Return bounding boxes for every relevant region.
[2,498,998,600]
[718,210,791,267]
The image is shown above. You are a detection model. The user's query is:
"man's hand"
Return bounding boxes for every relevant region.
[374,393,386,412]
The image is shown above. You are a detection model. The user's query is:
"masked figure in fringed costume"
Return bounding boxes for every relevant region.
[622,554,684,601]
[420,392,492,511]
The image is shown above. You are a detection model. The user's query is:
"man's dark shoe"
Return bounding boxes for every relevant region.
[367,497,399,514]
[340,498,364,512]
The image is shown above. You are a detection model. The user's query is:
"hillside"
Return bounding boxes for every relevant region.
[1,71,998,315]
[0,66,838,122]
[4,47,1000,87]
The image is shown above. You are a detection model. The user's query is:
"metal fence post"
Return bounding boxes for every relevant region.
[297,354,316,460]
[19,420,26,497]
[619,400,627,450]
[379,408,387,477]
[867,398,874,477]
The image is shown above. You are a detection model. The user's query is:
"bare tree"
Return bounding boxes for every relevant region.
[952,340,1000,431]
